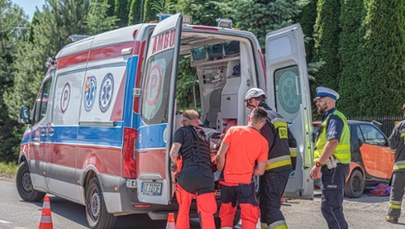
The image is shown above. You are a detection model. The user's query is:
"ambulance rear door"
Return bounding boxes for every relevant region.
[265,24,313,199]
[136,14,182,205]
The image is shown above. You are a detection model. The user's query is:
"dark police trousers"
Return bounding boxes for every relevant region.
[320,163,349,229]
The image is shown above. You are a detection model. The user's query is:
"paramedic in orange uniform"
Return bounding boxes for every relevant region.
[169,109,217,229]
[216,107,269,229]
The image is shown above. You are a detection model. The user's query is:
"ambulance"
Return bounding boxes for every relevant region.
[17,14,313,228]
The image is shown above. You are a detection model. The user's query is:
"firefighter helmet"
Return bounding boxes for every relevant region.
[244,88,266,101]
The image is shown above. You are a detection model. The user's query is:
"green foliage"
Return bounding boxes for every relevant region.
[337,0,365,116]
[0,0,28,162]
[114,0,129,27]
[0,161,17,179]
[176,57,199,112]
[128,0,142,25]
[104,0,115,17]
[143,0,159,22]
[3,0,118,162]
[297,0,317,63]
[358,0,405,116]
[223,0,308,49]
[151,0,176,15]
[86,1,118,35]
[313,0,341,89]
[176,0,231,26]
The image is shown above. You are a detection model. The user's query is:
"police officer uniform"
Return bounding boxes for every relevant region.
[313,87,351,229]
[386,102,405,224]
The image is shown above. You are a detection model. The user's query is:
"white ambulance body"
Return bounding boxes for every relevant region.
[17,14,313,228]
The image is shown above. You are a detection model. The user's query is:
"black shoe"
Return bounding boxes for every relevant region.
[385,216,398,224]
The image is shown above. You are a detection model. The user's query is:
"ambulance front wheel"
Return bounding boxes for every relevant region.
[85,177,117,229]
[16,161,45,202]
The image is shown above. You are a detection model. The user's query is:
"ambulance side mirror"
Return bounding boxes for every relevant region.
[19,105,31,124]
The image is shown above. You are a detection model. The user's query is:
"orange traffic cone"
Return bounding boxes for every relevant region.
[166,212,176,229]
[38,195,53,229]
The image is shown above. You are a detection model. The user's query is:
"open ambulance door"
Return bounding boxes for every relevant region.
[265,24,314,199]
[136,14,182,205]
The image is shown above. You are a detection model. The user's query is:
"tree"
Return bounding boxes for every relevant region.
[86,1,118,35]
[4,0,118,161]
[104,0,115,17]
[357,0,405,116]
[337,0,365,116]
[223,0,308,49]
[128,0,142,25]
[143,0,159,22]
[313,0,341,89]
[176,0,229,26]
[114,0,129,27]
[297,0,317,63]
[0,0,28,162]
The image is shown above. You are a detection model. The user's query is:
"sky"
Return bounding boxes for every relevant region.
[11,0,45,21]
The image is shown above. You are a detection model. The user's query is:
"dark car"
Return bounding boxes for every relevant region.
[313,120,394,198]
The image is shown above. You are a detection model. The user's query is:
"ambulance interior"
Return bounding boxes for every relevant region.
[175,31,257,139]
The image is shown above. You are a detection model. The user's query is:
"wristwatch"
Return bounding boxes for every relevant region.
[315,161,322,168]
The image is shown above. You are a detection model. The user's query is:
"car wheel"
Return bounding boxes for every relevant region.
[344,169,365,198]
[16,161,45,202]
[85,177,117,229]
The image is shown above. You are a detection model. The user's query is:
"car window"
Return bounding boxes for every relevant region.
[358,124,386,146]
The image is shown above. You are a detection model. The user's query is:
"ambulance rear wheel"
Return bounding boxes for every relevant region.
[344,169,364,198]
[85,177,117,229]
[16,161,45,202]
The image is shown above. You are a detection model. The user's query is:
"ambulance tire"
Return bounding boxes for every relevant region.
[16,161,45,202]
[344,169,365,198]
[85,177,117,229]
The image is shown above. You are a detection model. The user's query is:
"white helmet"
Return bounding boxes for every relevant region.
[244,88,266,100]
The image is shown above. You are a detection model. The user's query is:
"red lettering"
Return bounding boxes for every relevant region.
[157,34,164,53]
[169,30,175,48]
[152,37,157,54]
[163,32,169,50]
[151,29,177,55]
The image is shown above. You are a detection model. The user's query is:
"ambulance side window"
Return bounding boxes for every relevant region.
[274,65,301,123]
[32,78,52,124]
[141,50,174,124]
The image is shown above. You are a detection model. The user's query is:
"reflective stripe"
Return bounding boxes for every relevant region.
[335,144,350,150]
[393,164,405,170]
[389,203,402,209]
[290,150,297,157]
[266,155,291,170]
[40,215,52,223]
[394,160,405,170]
[390,200,402,205]
[273,121,287,129]
[270,220,288,229]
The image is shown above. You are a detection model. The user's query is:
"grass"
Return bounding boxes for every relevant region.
[0,162,17,179]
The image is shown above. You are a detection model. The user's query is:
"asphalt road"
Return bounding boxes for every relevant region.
[1,178,404,228]
[0,178,198,229]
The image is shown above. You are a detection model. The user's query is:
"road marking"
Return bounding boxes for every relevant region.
[0,219,10,224]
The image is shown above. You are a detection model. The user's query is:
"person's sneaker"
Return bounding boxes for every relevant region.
[385,216,398,224]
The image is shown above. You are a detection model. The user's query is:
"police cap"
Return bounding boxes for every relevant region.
[314,86,339,101]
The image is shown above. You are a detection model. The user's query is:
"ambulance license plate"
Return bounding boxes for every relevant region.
[141,182,162,196]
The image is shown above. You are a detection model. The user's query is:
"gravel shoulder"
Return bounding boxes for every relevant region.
[281,190,405,229]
